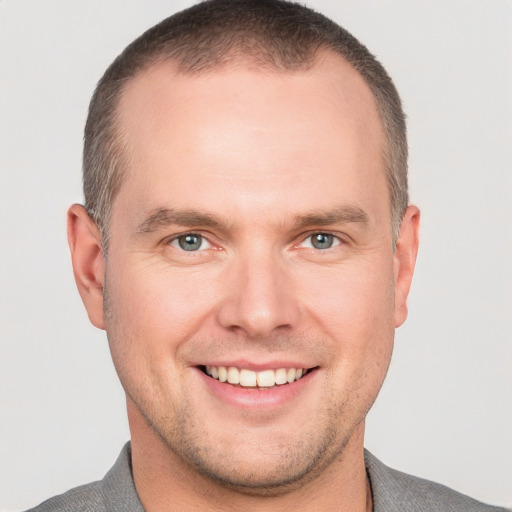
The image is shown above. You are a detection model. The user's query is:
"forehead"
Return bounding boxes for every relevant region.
[118,51,383,148]
[113,51,387,226]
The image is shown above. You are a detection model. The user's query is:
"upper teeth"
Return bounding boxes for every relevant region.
[205,366,306,388]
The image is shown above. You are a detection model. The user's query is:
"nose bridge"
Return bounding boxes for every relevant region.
[216,242,299,338]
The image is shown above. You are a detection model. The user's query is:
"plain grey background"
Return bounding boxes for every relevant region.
[1,1,511,510]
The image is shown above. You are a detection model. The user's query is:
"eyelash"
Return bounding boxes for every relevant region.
[166,232,213,252]
[165,231,344,253]
[298,232,343,250]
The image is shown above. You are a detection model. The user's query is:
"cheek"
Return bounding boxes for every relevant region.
[104,260,222,355]
[300,260,395,334]
[102,262,221,407]
[299,259,395,385]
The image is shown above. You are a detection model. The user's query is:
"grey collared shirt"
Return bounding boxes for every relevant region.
[26,443,509,512]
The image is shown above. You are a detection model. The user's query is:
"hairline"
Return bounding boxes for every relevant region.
[90,50,405,253]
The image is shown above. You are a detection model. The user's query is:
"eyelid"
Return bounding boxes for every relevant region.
[295,231,344,249]
[162,230,346,252]
[165,231,214,251]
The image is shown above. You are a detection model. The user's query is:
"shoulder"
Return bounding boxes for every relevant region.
[365,450,509,512]
[24,443,144,512]
[24,481,105,512]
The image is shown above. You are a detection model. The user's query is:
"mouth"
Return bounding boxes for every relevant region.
[199,365,314,389]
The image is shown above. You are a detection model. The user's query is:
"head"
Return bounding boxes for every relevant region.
[69,0,419,500]
[83,0,408,252]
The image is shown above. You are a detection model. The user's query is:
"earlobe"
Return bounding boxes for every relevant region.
[394,205,420,328]
[67,204,106,330]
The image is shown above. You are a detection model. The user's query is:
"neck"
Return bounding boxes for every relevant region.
[129,408,371,512]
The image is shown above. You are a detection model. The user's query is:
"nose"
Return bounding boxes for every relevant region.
[216,248,301,338]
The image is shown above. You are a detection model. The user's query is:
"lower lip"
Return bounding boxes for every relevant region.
[197,368,317,409]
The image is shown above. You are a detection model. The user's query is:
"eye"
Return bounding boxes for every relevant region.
[301,233,341,250]
[169,233,212,252]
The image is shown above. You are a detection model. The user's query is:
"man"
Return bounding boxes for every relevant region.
[25,1,508,511]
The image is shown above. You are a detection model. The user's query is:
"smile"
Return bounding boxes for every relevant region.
[202,365,310,388]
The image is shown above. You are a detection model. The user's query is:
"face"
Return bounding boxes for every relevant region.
[71,52,419,493]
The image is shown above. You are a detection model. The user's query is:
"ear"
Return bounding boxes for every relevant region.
[67,204,106,330]
[394,205,420,327]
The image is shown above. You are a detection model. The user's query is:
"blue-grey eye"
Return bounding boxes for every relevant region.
[299,233,340,250]
[311,233,334,249]
[177,234,203,251]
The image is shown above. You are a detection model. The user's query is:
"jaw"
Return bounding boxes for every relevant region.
[125,360,370,493]
[128,393,369,512]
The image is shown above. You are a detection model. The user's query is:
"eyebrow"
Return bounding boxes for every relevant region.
[136,205,370,234]
[292,206,370,229]
[136,208,230,233]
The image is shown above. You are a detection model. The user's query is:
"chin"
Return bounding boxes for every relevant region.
[186,452,330,497]
[156,418,350,497]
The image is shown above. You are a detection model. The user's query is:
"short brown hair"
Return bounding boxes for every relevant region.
[83,0,408,250]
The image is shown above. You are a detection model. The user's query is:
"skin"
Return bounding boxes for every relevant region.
[68,51,419,511]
